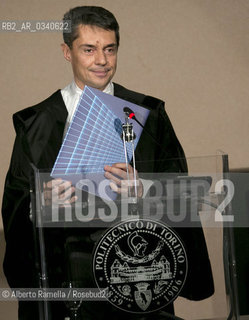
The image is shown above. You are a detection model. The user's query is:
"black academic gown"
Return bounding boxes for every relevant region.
[2,83,214,319]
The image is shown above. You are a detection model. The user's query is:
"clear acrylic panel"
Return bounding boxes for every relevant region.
[30,153,241,320]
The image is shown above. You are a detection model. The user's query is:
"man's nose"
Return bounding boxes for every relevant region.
[95,49,107,65]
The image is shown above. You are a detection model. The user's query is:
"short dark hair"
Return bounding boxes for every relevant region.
[63,6,120,49]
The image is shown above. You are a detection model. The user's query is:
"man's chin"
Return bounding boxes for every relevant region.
[88,81,110,91]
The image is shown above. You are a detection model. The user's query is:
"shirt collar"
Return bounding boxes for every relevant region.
[71,80,114,96]
[103,82,114,95]
[71,80,83,96]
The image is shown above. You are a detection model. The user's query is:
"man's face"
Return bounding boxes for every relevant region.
[62,24,118,90]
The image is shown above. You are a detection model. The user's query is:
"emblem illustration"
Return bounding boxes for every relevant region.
[93,219,187,313]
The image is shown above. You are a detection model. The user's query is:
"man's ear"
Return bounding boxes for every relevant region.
[61,43,71,62]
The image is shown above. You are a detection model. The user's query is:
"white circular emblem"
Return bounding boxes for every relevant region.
[93,219,188,313]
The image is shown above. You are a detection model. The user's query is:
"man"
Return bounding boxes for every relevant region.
[2,6,213,319]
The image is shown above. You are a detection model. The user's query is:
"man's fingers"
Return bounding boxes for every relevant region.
[43,179,76,204]
[104,171,122,186]
[52,181,73,195]
[64,195,78,205]
[105,163,135,173]
[104,165,127,180]
[104,163,143,197]
[56,186,75,200]
[44,178,63,189]
[109,182,129,194]
[109,163,133,170]
[109,182,120,193]
[104,163,137,180]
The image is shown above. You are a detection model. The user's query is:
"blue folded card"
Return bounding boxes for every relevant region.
[51,86,150,199]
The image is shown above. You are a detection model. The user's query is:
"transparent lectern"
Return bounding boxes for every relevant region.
[30,153,240,320]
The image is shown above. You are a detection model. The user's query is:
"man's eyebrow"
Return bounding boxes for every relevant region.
[78,43,117,49]
[79,44,96,48]
[103,43,117,48]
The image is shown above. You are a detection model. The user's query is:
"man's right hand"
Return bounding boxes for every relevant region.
[43,178,77,206]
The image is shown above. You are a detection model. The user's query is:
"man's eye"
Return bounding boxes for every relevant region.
[84,48,94,53]
[105,47,116,54]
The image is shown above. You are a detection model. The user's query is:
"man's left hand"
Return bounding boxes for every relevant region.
[104,163,143,198]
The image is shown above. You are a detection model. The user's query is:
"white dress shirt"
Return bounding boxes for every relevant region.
[61,80,114,136]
